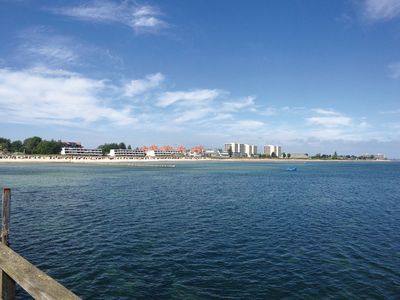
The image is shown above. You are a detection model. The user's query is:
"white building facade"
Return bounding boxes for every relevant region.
[264,145,282,157]
[146,150,183,158]
[61,147,103,156]
[224,143,245,155]
[109,149,145,158]
[289,153,309,159]
[244,144,257,157]
[224,143,257,157]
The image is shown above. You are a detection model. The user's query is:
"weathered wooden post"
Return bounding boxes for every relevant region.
[1,188,16,300]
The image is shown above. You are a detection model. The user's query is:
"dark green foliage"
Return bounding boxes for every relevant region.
[1,136,63,154]
[35,140,63,154]
[10,140,23,153]
[23,136,42,154]
[0,137,11,152]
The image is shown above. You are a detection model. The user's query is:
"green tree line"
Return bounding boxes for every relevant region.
[1,136,134,155]
[0,136,63,154]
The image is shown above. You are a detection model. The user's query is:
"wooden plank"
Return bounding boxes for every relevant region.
[0,243,80,300]
[1,187,15,300]
[1,188,11,245]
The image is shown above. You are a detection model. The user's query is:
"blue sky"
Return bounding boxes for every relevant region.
[0,0,400,156]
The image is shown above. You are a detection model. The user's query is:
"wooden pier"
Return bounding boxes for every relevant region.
[0,188,80,300]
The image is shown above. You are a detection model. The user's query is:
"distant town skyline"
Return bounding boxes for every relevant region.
[0,1,400,157]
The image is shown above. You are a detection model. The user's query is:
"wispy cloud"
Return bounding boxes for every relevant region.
[360,0,400,22]
[221,96,256,112]
[16,26,122,70]
[380,108,400,114]
[18,27,80,67]
[157,89,220,107]
[306,116,352,127]
[311,108,340,116]
[174,108,214,123]
[125,73,164,97]
[307,109,352,127]
[49,1,167,33]
[234,120,265,130]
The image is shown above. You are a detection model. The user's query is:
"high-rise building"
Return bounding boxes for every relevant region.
[264,145,282,157]
[244,144,257,157]
[224,143,257,157]
[224,143,244,156]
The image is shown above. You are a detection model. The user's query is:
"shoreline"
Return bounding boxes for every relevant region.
[0,156,392,165]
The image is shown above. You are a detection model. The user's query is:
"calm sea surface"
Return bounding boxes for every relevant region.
[0,161,399,299]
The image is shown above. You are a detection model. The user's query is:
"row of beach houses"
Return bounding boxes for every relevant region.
[61,147,185,158]
[60,141,302,158]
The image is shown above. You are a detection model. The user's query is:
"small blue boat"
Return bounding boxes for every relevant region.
[286,167,297,171]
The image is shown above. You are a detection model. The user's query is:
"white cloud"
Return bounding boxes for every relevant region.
[125,73,164,97]
[361,0,400,21]
[388,62,400,79]
[174,108,213,123]
[234,120,265,130]
[157,89,220,107]
[307,116,352,127]
[307,109,352,127]
[0,64,394,148]
[222,96,255,112]
[50,1,167,33]
[0,68,135,126]
[311,108,340,116]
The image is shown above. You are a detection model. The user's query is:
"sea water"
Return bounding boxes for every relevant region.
[0,161,399,299]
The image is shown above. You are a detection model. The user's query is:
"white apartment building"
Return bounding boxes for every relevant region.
[244,144,257,157]
[109,149,145,158]
[264,145,282,157]
[224,143,257,157]
[146,150,183,158]
[224,143,245,155]
[61,147,103,156]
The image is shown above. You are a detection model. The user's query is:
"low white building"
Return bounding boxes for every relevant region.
[61,147,103,156]
[205,149,230,158]
[109,149,145,158]
[146,150,183,158]
[374,153,385,160]
[289,153,309,159]
[264,145,282,157]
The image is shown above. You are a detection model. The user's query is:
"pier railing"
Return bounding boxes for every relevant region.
[0,188,80,300]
